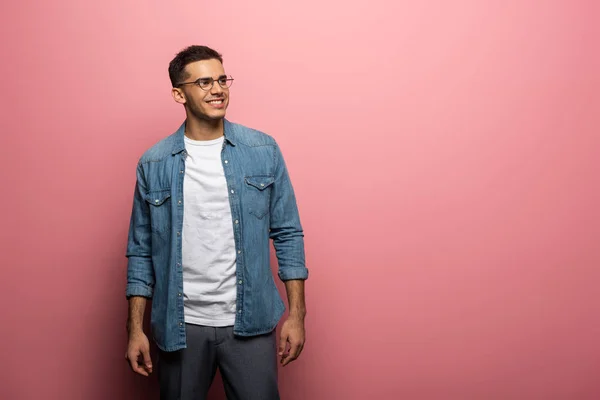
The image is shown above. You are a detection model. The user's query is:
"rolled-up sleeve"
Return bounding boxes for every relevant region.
[125,162,155,298]
[269,144,308,281]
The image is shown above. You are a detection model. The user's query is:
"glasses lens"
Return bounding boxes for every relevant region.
[198,79,213,90]
[219,77,233,88]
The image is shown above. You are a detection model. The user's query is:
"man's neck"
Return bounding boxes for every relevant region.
[184,116,224,141]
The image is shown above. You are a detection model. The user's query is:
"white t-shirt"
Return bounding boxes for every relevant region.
[182,135,236,326]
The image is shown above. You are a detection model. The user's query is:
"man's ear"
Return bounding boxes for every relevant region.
[172,87,186,105]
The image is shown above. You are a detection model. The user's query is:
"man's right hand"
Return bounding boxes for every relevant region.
[126,331,153,376]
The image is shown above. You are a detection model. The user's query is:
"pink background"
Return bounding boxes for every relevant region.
[1,0,599,399]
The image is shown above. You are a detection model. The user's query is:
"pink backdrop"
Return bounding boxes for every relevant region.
[1,0,599,399]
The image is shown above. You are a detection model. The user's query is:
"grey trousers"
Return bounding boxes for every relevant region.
[157,324,279,400]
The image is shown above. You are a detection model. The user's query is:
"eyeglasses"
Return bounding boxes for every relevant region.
[176,75,234,91]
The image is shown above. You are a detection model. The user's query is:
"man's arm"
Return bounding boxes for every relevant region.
[278,280,306,366]
[125,162,155,299]
[269,143,308,366]
[124,162,155,376]
[269,143,308,282]
[285,279,306,320]
[126,296,147,335]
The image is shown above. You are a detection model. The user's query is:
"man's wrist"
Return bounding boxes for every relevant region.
[126,321,144,335]
[288,310,306,321]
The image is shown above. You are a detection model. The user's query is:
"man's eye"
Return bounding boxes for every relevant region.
[198,79,212,87]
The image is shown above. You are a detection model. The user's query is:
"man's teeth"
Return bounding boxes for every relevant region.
[208,100,223,104]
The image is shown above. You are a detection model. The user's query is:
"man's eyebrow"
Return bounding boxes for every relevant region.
[195,75,227,80]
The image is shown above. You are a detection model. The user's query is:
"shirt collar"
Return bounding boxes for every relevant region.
[171,118,237,155]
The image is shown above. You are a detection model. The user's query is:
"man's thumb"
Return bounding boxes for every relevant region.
[143,349,153,369]
[278,335,286,355]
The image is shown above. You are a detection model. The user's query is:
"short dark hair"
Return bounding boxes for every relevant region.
[168,45,223,87]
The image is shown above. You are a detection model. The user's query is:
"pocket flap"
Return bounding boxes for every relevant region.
[145,190,171,206]
[245,176,275,190]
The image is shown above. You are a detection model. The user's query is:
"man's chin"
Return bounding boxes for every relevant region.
[192,109,227,122]
[205,106,227,118]
[208,111,226,121]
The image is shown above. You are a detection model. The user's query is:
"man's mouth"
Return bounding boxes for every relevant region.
[207,99,225,105]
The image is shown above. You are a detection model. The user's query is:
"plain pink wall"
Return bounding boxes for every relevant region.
[1,0,599,399]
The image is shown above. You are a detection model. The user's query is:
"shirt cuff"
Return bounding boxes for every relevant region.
[278,267,309,281]
[126,283,154,298]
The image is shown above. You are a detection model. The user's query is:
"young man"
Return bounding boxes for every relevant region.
[124,45,308,400]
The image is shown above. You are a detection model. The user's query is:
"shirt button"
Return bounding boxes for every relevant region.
[224,160,228,164]
[178,200,182,204]
[178,293,182,296]
[238,309,242,314]
[179,322,183,326]
[238,250,241,254]
[235,220,239,224]
[238,280,243,285]
[260,183,265,187]
[231,190,234,194]
[177,232,181,236]
[180,170,184,174]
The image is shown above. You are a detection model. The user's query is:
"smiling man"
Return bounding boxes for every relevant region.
[124,45,308,400]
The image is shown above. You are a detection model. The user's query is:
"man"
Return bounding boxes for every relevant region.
[124,45,308,400]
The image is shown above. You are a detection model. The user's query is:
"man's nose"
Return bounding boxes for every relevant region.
[210,81,224,95]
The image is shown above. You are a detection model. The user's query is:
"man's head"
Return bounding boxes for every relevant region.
[169,45,232,122]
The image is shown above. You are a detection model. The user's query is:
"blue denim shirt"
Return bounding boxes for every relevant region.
[126,119,308,352]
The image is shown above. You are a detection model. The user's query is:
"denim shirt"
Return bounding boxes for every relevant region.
[126,119,308,352]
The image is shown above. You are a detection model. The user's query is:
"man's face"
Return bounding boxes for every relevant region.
[173,59,230,121]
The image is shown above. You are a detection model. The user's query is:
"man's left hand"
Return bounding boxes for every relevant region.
[278,316,305,366]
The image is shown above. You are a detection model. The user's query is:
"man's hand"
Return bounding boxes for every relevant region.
[126,331,153,376]
[278,316,305,366]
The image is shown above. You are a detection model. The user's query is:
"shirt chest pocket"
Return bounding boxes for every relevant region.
[145,189,172,233]
[244,176,274,219]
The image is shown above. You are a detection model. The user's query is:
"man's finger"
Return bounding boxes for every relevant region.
[297,342,305,358]
[142,348,153,373]
[134,355,150,376]
[278,333,288,356]
[127,350,149,376]
[282,342,301,366]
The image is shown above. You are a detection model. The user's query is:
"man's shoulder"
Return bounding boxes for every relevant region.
[228,121,277,147]
[138,132,178,164]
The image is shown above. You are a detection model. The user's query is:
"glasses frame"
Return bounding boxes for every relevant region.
[176,75,234,91]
